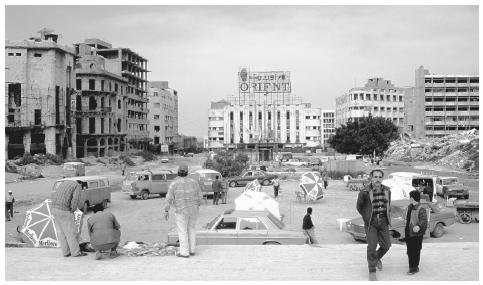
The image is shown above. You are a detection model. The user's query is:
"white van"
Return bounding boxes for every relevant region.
[122,169,177,200]
[53,176,111,213]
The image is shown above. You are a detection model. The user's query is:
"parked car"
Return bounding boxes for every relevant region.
[435,177,469,200]
[160,157,169,163]
[61,162,85,178]
[227,170,278,187]
[53,176,111,213]
[121,169,177,200]
[247,164,267,171]
[284,158,309,167]
[167,209,306,245]
[308,157,322,166]
[185,152,194,157]
[345,199,456,242]
[188,169,223,195]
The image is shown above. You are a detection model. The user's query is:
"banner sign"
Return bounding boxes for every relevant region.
[239,68,291,94]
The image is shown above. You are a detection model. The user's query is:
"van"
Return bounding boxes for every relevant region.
[188,169,223,194]
[383,172,438,202]
[62,162,85,178]
[122,169,177,200]
[53,176,111,213]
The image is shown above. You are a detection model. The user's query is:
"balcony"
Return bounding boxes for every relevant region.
[81,90,117,96]
[73,107,113,117]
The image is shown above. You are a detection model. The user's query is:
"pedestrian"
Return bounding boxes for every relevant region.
[423,182,434,202]
[121,163,126,176]
[212,175,222,205]
[220,177,228,204]
[273,178,280,198]
[51,180,87,257]
[320,168,329,189]
[164,164,203,258]
[302,207,318,245]
[356,169,392,281]
[5,190,15,221]
[87,203,121,260]
[404,190,428,275]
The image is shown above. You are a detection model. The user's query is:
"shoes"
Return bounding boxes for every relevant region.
[95,251,103,260]
[369,272,377,281]
[189,252,195,256]
[407,268,419,275]
[176,253,190,258]
[376,259,383,271]
[72,252,88,257]
[64,253,71,257]
[110,251,120,258]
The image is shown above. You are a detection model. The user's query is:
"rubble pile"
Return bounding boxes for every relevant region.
[118,241,178,257]
[385,129,479,172]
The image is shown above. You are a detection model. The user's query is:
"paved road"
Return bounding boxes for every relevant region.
[5,242,477,281]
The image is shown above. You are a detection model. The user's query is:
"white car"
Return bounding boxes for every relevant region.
[284,158,308,167]
[160,157,169,163]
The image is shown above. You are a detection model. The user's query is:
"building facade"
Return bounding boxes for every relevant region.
[81,39,150,151]
[147,81,178,151]
[207,68,323,160]
[73,42,128,157]
[6,31,76,159]
[335,78,405,130]
[321,110,335,150]
[408,66,479,138]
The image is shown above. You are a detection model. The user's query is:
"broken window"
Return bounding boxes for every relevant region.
[76,79,82,90]
[8,83,21,107]
[89,118,95,134]
[89,79,95,90]
[154,126,160,132]
[34,109,41,125]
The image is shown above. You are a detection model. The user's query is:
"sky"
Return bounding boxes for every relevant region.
[4,5,479,138]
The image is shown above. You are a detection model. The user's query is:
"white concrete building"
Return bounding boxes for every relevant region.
[335,78,405,130]
[321,110,335,149]
[147,81,178,150]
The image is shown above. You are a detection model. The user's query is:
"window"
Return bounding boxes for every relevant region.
[239,218,266,230]
[154,92,159,97]
[118,100,121,109]
[399,96,402,102]
[16,53,21,56]
[354,94,358,100]
[386,95,391,101]
[366,94,371,100]
[76,79,82,90]
[34,53,42,57]
[380,95,384,101]
[154,115,160,120]
[8,53,14,56]
[89,79,95,90]
[101,80,105,91]
[216,217,237,230]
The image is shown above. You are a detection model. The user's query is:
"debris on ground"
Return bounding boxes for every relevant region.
[385,129,479,172]
[118,241,178,257]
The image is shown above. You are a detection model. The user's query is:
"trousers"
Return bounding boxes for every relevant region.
[303,228,319,244]
[406,236,423,270]
[213,192,220,205]
[175,207,199,256]
[365,215,391,272]
[52,208,82,257]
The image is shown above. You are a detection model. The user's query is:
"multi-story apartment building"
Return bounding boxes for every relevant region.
[321,110,335,150]
[79,39,150,151]
[73,42,128,157]
[147,81,178,150]
[5,30,76,159]
[407,66,479,138]
[207,68,323,161]
[335,78,405,130]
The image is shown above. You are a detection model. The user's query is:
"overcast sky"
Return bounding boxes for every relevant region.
[5,5,479,138]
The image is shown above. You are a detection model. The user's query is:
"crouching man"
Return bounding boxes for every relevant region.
[87,204,121,260]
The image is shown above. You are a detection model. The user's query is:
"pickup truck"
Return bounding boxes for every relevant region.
[435,177,469,200]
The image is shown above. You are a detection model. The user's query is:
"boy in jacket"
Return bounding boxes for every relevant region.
[404,190,428,275]
[356,169,392,281]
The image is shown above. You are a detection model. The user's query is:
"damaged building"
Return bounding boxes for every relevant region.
[5,30,76,159]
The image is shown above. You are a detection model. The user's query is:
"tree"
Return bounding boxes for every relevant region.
[328,116,399,156]
[203,151,249,177]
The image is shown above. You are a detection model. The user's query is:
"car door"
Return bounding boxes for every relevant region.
[198,216,238,245]
[150,174,164,194]
[237,217,268,245]
[240,171,253,186]
[87,180,100,205]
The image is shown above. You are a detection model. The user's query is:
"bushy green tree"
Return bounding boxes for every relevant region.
[328,116,399,156]
[203,151,249,177]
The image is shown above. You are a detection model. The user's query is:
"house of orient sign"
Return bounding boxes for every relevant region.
[238,69,291,94]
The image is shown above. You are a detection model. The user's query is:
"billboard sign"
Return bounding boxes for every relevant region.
[239,68,291,94]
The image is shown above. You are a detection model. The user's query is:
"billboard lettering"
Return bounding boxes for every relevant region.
[239,69,291,94]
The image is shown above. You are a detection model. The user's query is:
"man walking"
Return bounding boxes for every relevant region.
[273,178,280,198]
[404,190,428,275]
[212,175,222,205]
[51,180,87,257]
[164,164,203,258]
[220,177,228,204]
[302,207,318,245]
[356,169,392,281]
[5,190,15,221]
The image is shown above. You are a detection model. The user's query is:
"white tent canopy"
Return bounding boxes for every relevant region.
[234,191,281,220]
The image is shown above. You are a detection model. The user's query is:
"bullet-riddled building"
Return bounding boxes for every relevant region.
[335,78,405,130]
[408,66,479,138]
[5,30,76,159]
[207,68,322,161]
[321,110,335,149]
[147,81,179,152]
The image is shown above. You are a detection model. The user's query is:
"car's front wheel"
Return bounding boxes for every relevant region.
[263,241,280,245]
[229,181,237,187]
[431,223,444,238]
[262,179,270,186]
[141,190,149,200]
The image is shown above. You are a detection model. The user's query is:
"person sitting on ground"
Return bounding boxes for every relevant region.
[87,204,121,260]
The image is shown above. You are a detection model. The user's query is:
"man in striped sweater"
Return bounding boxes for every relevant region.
[357,169,392,281]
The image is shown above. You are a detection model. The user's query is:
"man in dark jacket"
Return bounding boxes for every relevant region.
[404,190,428,275]
[212,176,222,205]
[302,207,318,245]
[356,169,392,281]
[87,204,121,260]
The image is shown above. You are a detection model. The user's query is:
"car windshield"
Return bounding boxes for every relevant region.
[200,173,218,180]
[125,173,139,182]
[442,178,458,185]
[206,215,221,229]
[63,164,75,170]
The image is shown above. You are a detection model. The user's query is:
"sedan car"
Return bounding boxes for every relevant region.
[160,157,169,163]
[227,170,279,187]
[345,199,456,242]
[167,209,306,245]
